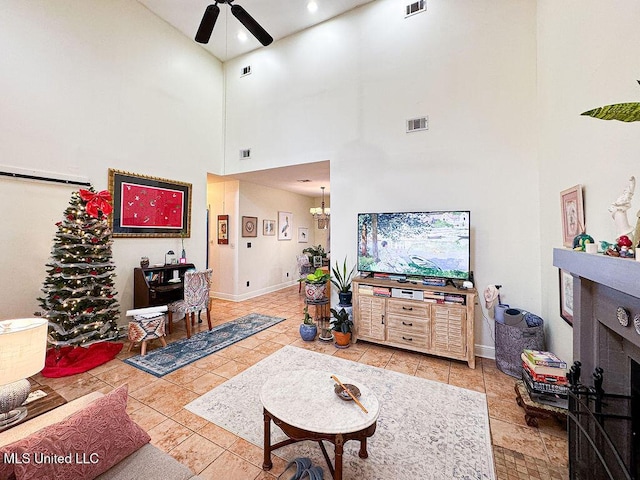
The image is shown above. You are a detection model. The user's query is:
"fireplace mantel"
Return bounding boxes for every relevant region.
[553,248,640,299]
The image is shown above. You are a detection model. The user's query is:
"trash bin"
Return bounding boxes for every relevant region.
[495,311,545,378]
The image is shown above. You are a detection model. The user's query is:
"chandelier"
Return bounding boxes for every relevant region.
[310,186,330,229]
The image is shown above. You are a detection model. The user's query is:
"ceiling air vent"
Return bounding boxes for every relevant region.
[240,65,251,77]
[406,116,428,133]
[405,0,426,17]
[239,148,251,159]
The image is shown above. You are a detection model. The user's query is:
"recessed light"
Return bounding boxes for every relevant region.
[307,1,318,13]
[237,31,248,42]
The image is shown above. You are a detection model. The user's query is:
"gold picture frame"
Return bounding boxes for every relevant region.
[108,169,192,238]
[560,184,585,248]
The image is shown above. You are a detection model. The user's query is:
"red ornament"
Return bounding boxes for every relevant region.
[55,221,62,227]
[85,307,94,313]
[618,235,633,248]
[55,267,62,273]
[67,214,74,221]
[91,237,99,244]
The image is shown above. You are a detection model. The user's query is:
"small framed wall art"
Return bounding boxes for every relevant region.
[108,169,192,238]
[560,185,585,247]
[217,215,229,244]
[263,219,275,236]
[298,227,309,243]
[278,211,292,240]
[242,216,258,237]
[559,269,573,326]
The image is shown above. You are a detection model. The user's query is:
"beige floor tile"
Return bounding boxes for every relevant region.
[171,408,209,431]
[490,418,547,460]
[181,372,228,395]
[198,450,263,480]
[147,418,194,452]
[198,422,241,448]
[129,405,168,432]
[212,359,250,379]
[168,432,224,474]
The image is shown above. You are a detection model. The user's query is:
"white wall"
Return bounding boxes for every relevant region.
[207,179,320,300]
[223,0,539,356]
[0,0,224,322]
[537,0,640,363]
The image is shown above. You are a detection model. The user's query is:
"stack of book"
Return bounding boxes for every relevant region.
[521,349,568,409]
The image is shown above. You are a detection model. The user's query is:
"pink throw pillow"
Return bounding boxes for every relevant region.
[0,384,150,480]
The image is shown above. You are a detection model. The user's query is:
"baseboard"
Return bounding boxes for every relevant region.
[474,344,495,360]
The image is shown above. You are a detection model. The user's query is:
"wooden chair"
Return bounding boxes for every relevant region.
[167,269,213,338]
[297,255,313,293]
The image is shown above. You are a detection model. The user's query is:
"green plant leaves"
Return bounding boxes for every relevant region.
[581,102,640,122]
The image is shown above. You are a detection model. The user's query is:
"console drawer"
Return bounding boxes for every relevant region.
[387,299,429,318]
[387,329,429,348]
[386,315,429,334]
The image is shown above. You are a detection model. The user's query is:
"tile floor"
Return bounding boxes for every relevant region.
[31,286,569,480]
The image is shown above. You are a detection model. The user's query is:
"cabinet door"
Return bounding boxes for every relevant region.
[357,296,386,341]
[431,305,466,356]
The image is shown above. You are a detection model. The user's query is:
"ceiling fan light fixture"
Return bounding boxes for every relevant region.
[230,4,274,46]
[195,4,220,44]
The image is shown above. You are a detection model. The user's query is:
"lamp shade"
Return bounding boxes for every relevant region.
[0,318,48,386]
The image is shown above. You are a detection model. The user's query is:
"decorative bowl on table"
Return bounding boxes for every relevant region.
[334,383,361,401]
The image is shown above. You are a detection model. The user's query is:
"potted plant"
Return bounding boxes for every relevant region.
[300,268,330,301]
[302,244,326,266]
[330,307,353,347]
[331,258,356,306]
[299,306,317,342]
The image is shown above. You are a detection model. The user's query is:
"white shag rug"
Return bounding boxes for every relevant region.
[186,345,495,480]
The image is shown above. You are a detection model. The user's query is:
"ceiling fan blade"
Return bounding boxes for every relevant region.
[195,4,220,44]
[230,4,273,46]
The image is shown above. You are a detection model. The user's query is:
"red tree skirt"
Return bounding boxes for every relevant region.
[41,342,123,378]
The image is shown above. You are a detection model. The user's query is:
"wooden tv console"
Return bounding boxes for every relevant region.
[352,277,477,368]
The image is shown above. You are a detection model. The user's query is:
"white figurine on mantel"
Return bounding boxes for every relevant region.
[609,176,636,237]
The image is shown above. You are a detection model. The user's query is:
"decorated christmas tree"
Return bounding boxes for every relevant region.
[38,188,120,346]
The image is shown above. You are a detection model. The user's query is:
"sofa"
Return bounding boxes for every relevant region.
[0,385,201,480]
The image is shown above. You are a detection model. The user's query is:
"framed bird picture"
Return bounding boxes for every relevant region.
[278,211,292,240]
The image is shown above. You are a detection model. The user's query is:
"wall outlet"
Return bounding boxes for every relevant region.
[246,281,250,287]
[247,242,251,248]
[286,272,289,277]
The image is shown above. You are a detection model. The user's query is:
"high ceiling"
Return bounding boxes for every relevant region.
[137,1,368,195]
[137,0,376,62]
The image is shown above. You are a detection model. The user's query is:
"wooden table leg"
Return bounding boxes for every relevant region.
[358,436,369,459]
[262,409,273,470]
[334,434,344,480]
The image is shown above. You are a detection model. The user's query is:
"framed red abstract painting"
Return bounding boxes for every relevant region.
[108,169,192,238]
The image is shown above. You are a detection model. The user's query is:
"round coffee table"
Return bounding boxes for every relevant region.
[260,369,380,480]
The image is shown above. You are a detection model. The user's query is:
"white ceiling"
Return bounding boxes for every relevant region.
[138,1,368,195]
[209,160,331,198]
[137,0,375,62]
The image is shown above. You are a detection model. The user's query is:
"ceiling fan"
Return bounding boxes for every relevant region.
[195,0,273,47]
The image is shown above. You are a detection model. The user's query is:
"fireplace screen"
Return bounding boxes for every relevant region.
[568,364,636,480]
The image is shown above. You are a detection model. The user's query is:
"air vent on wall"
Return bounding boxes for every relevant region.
[239,148,251,159]
[405,0,426,17]
[241,65,251,77]
[406,116,428,133]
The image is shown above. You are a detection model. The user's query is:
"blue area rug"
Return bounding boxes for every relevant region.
[124,313,285,377]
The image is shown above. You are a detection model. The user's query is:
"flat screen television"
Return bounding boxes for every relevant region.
[357,211,470,280]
